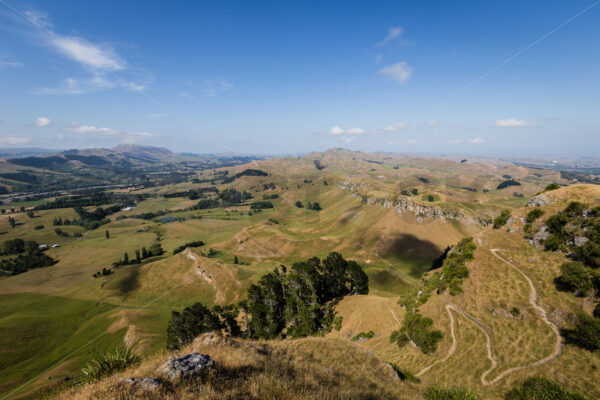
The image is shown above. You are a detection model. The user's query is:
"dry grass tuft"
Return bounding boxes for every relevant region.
[58,333,423,400]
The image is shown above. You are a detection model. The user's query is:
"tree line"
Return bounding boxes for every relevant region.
[166,252,368,350]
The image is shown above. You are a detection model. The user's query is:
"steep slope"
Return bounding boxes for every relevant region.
[328,184,600,399]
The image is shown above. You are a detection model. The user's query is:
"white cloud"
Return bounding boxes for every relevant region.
[24,10,145,94]
[446,139,462,145]
[24,10,52,29]
[34,117,52,127]
[346,128,366,135]
[330,125,345,135]
[66,122,119,136]
[50,36,125,71]
[384,122,408,132]
[494,118,534,128]
[375,54,383,63]
[407,139,418,145]
[340,136,354,144]
[468,137,486,144]
[66,122,158,142]
[378,62,413,85]
[0,136,31,145]
[329,126,369,136]
[377,26,404,47]
[428,120,440,127]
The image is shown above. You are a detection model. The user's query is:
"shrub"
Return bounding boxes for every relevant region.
[424,385,481,400]
[393,313,443,354]
[561,312,600,351]
[526,208,545,223]
[505,376,588,399]
[295,201,304,208]
[34,224,44,230]
[554,262,593,296]
[544,183,561,192]
[81,346,137,381]
[494,210,511,229]
[351,330,375,341]
[389,364,420,383]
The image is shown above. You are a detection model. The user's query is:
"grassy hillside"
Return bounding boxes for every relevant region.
[329,185,600,399]
[0,150,591,398]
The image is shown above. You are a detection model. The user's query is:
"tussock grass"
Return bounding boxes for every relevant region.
[59,334,424,400]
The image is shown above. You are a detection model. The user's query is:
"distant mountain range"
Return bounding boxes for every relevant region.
[0,145,261,195]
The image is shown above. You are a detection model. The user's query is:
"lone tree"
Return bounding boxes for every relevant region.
[234,255,239,264]
[8,216,16,228]
[105,230,110,239]
[27,211,35,218]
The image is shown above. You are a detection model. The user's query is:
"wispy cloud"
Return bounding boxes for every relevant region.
[66,122,158,142]
[494,118,535,128]
[204,80,234,97]
[378,61,413,85]
[384,122,408,132]
[34,117,52,127]
[0,136,31,145]
[446,139,462,145]
[468,137,486,144]
[377,26,404,47]
[0,57,23,68]
[428,120,440,127]
[66,122,119,136]
[22,9,146,94]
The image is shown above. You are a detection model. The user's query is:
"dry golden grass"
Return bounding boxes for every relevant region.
[323,185,600,399]
[58,333,423,400]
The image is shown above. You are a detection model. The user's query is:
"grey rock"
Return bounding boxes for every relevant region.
[566,236,589,247]
[140,377,161,391]
[528,194,549,207]
[119,377,138,386]
[158,353,215,381]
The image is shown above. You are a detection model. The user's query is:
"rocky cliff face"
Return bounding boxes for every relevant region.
[338,181,489,225]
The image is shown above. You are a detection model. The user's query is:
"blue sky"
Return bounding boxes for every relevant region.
[0,0,598,155]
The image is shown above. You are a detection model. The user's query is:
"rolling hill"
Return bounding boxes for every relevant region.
[0,149,597,399]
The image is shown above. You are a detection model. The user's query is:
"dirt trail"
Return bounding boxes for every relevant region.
[417,249,562,385]
[416,305,458,377]
[484,248,563,384]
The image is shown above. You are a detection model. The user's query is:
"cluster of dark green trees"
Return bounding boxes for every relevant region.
[295,201,322,211]
[53,216,73,226]
[250,201,274,210]
[497,179,521,189]
[0,238,56,276]
[166,252,368,350]
[113,243,163,267]
[173,241,205,255]
[219,188,252,205]
[392,238,476,354]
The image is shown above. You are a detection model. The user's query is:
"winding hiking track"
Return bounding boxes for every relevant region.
[417,248,562,385]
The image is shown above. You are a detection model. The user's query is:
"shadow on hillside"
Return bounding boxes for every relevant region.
[114,266,141,296]
[376,233,441,276]
[338,205,363,224]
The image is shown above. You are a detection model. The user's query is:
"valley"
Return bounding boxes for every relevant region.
[0,147,598,399]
